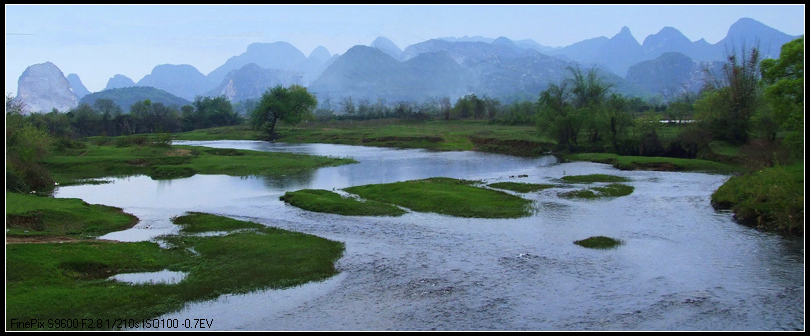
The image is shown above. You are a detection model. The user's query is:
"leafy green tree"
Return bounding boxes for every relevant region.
[537,82,582,151]
[6,93,54,193]
[567,66,614,147]
[66,103,101,137]
[604,94,635,154]
[186,95,239,130]
[760,36,804,159]
[249,85,317,140]
[697,45,763,145]
[94,98,123,136]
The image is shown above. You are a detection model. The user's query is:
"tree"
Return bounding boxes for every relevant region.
[567,66,613,148]
[537,82,581,151]
[6,93,54,193]
[697,44,763,145]
[250,85,317,141]
[760,36,804,159]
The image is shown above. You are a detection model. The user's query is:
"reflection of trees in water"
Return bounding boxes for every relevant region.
[260,169,317,190]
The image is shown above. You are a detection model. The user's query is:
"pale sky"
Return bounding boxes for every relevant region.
[5,4,805,95]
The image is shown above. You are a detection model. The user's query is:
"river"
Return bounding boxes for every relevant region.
[53,140,805,331]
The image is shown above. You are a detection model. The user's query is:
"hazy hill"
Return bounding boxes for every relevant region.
[137,64,217,101]
[103,74,136,91]
[80,86,191,112]
[66,74,91,99]
[370,36,405,61]
[14,17,801,108]
[308,45,475,104]
[206,63,301,103]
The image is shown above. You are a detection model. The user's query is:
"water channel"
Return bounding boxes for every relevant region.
[53,140,804,331]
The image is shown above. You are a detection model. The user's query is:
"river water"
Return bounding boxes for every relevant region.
[53,140,804,331]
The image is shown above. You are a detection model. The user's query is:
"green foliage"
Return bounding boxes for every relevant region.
[536,82,581,151]
[574,236,623,249]
[281,189,407,217]
[250,85,318,140]
[344,177,533,218]
[696,45,763,145]
[711,162,804,236]
[182,95,241,131]
[760,36,804,160]
[6,94,55,193]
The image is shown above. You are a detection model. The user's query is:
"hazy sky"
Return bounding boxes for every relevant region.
[5,4,805,95]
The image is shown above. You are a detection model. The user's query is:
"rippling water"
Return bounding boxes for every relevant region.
[53,140,804,331]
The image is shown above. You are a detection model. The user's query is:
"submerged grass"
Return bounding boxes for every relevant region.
[560,174,631,183]
[172,212,265,233]
[566,153,742,174]
[281,189,407,217]
[6,213,345,331]
[344,177,533,218]
[559,184,635,199]
[574,236,624,249]
[5,191,138,238]
[487,182,557,193]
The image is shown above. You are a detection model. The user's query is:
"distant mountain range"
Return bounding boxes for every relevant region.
[13,17,801,114]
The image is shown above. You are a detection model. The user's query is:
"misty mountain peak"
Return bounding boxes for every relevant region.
[66,73,90,99]
[612,26,639,44]
[309,46,332,62]
[14,61,79,113]
[104,74,136,91]
[642,26,692,54]
[371,36,404,61]
[492,36,516,47]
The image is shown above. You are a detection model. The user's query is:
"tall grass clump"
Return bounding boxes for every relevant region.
[711,162,803,236]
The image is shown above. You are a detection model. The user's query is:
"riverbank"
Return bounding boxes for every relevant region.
[6,208,344,330]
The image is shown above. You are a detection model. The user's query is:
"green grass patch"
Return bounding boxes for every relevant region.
[566,153,742,174]
[6,213,345,331]
[281,189,407,217]
[711,162,804,236]
[487,182,557,193]
[172,212,266,233]
[44,142,356,185]
[5,192,138,238]
[574,236,624,249]
[344,177,533,218]
[560,174,631,183]
[171,125,262,141]
[271,119,551,154]
[559,184,635,199]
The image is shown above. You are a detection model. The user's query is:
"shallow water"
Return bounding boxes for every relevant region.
[53,140,805,331]
[111,270,188,285]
